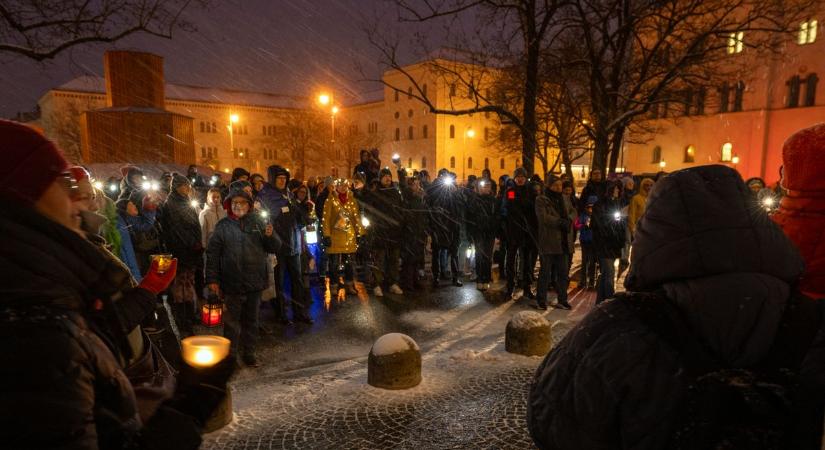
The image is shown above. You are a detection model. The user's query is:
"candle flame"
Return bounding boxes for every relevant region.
[194,348,215,365]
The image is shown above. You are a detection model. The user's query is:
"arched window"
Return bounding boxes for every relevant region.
[395,128,400,141]
[422,156,427,168]
[449,125,455,139]
[721,142,733,161]
[484,158,489,169]
[468,157,473,169]
[450,156,456,168]
[422,125,428,138]
[408,157,413,168]
[500,158,505,169]
[408,126,414,139]
[684,145,696,163]
[652,145,662,163]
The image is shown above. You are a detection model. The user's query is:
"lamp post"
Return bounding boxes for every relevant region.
[462,127,475,182]
[318,93,338,160]
[228,113,239,168]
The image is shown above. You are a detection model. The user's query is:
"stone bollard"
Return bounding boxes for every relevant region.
[505,311,552,356]
[203,389,233,433]
[368,333,421,389]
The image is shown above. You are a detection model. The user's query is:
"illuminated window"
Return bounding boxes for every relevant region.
[684,145,695,163]
[449,125,455,139]
[450,156,456,169]
[651,145,662,163]
[800,20,818,44]
[468,157,473,169]
[727,31,744,54]
[721,142,733,162]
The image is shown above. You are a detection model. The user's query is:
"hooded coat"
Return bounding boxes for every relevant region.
[159,178,203,268]
[257,165,307,256]
[362,170,404,245]
[627,178,654,236]
[199,192,227,248]
[322,189,365,254]
[591,181,627,259]
[527,165,822,450]
[535,190,576,255]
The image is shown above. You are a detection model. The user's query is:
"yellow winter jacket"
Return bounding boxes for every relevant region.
[322,192,366,254]
[628,178,655,236]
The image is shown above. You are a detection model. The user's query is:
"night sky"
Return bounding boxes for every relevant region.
[0,0,428,118]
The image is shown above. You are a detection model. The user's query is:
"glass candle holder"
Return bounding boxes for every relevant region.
[150,254,173,274]
[181,335,230,368]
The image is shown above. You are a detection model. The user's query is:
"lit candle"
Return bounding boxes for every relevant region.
[150,254,173,274]
[181,335,231,368]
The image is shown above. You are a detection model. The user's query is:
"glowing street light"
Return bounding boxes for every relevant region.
[466,128,476,138]
[228,112,240,161]
[659,160,667,169]
[318,93,331,105]
[731,155,740,165]
[229,114,239,123]
[331,105,339,115]
[317,91,338,156]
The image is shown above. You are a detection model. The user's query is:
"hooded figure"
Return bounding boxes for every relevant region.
[354,149,378,184]
[578,168,607,212]
[773,123,825,298]
[200,187,227,248]
[627,177,654,236]
[528,165,823,450]
[117,165,146,206]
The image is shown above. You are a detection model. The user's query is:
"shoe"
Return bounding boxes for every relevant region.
[389,284,404,295]
[297,316,315,325]
[242,354,260,368]
[346,283,358,295]
[534,302,548,311]
[373,286,384,297]
[555,301,572,310]
[452,278,463,287]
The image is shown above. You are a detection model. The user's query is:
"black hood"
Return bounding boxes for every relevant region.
[267,165,290,187]
[626,165,802,291]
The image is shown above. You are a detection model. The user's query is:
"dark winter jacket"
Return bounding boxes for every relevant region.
[160,190,203,268]
[398,170,430,260]
[591,196,626,259]
[257,166,308,256]
[527,165,823,450]
[502,182,537,246]
[575,213,594,245]
[205,213,281,295]
[0,201,202,449]
[426,176,465,248]
[362,184,404,244]
[466,191,500,241]
[578,179,606,212]
[535,191,576,255]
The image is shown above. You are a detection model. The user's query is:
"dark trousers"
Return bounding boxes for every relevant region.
[373,246,401,286]
[474,235,495,283]
[431,243,459,281]
[223,290,262,357]
[329,253,355,284]
[597,257,617,304]
[276,252,310,320]
[537,253,570,306]
[580,243,597,287]
[400,250,424,289]
[506,240,532,291]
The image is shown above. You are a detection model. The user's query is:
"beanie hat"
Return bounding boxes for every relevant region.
[0,120,69,205]
[513,167,528,179]
[170,173,190,191]
[379,167,393,179]
[226,187,253,206]
[229,179,252,192]
[231,167,250,181]
[68,166,90,184]
[781,123,825,192]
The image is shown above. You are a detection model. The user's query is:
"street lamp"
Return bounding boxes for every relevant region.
[659,160,667,169]
[228,113,240,167]
[317,92,338,159]
[732,155,740,166]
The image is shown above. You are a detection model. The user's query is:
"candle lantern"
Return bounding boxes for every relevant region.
[181,335,231,368]
[201,301,223,327]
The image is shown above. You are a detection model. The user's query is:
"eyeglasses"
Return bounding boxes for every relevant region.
[231,201,249,207]
[59,172,80,200]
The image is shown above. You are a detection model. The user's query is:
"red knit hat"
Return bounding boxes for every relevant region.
[0,120,69,205]
[781,123,825,192]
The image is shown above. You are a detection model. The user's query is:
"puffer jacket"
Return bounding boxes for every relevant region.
[205,212,280,295]
[535,191,576,255]
[0,201,202,449]
[527,165,823,450]
[159,190,203,268]
[322,191,365,254]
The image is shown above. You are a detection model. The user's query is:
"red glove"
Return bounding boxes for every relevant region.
[142,195,158,211]
[138,258,178,294]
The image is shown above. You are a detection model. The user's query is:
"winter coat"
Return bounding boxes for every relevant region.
[535,191,576,255]
[361,185,404,244]
[578,179,606,212]
[627,178,654,236]
[502,183,537,247]
[322,192,365,254]
[257,167,307,256]
[575,213,594,245]
[397,170,429,260]
[426,177,464,248]
[159,191,203,268]
[527,165,821,450]
[205,214,281,295]
[0,201,201,449]
[199,200,227,248]
[591,197,626,259]
[466,191,500,242]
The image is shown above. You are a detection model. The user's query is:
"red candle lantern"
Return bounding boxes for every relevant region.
[201,302,223,327]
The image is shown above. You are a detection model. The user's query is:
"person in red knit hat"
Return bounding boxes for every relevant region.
[0,120,234,448]
[772,123,825,299]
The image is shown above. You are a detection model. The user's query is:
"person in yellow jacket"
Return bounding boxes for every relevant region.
[322,179,366,295]
[627,178,654,237]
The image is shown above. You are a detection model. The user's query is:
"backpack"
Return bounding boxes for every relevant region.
[620,291,823,450]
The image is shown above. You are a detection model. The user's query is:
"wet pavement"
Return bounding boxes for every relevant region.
[201,259,605,449]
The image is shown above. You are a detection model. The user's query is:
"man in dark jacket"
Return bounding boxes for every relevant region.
[206,188,280,367]
[534,174,576,310]
[362,167,405,297]
[591,179,627,303]
[466,178,499,291]
[0,120,233,449]
[426,169,465,288]
[502,167,537,299]
[160,174,203,337]
[257,165,313,324]
[578,168,606,213]
[527,165,824,449]
[398,168,429,292]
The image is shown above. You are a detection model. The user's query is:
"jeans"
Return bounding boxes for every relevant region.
[580,243,597,287]
[432,243,459,281]
[223,290,262,357]
[597,257,617,304]
[373,246,401,286]
[537,254,570,306]
[275,252,310,320]
[328,253,354,284]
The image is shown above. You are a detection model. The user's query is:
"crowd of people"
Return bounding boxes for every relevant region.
[1,115,819,449]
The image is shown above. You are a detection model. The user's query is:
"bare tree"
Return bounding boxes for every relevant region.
[271,110,330,180]
[0,0,201,61]
[42,97,97,162]
[336,118,384,177]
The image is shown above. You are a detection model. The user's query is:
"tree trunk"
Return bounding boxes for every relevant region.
[520,14,540,176]
[592,127,610,173]
[560,143,573,177]
[607,126,625,174]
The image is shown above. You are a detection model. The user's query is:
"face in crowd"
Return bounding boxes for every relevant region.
[231,197,250,218]
[591,169,603,182]
[380,174,392,188]
[177,183,192,197]
[275,175,287,190]
[252,176,264,192]
[514,174,527,186]
[550,179,563,193]
[208,190,222,206]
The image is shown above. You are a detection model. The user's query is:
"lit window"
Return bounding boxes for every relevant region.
[721,142,733,162]
[800,20,818,45]
[727,31,744,54]
[450,156,456,169]
[684,145,695,163]
[395,128,400,141]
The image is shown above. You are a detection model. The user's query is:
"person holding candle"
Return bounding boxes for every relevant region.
[322,179,365,295]
[0,120,235,448]
[206,188,281,367]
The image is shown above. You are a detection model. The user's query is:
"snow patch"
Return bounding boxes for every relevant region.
[449,349,501,362]
[371,333,419,356]
[509,311,549,329]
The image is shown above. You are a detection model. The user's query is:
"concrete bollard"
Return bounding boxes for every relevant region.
[505,311,552,356]
[368,333,422,389]
[203,389,233,433]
